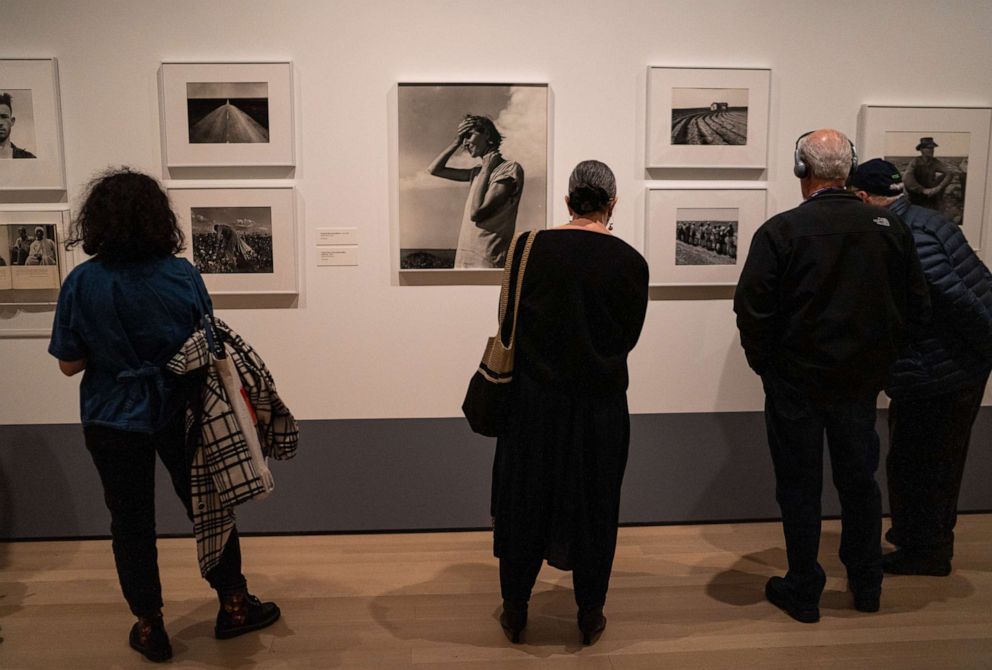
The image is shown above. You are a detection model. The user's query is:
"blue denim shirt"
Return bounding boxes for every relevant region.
[49,256,212,433]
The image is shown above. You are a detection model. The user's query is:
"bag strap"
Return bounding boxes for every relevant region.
[183,259,221,357]
[498,229,539,348]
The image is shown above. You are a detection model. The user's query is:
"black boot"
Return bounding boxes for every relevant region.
[578,606,606,645]
[499,600,527,644]
[129,612,173,663]
[215,591,281,639]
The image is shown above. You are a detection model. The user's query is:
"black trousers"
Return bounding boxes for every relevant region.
[84,413,247,617]
[763,375,883,603]
[499,556,612,612]
[886,374,989,559]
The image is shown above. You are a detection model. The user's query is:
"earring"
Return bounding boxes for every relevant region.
[607,218,614,231]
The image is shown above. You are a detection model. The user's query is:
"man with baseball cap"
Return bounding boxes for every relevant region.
[850,158,992,576]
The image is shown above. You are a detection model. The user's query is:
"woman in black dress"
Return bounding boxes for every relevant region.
[492,160,649,644]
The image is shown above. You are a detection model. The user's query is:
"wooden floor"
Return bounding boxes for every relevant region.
[1,517,990,669]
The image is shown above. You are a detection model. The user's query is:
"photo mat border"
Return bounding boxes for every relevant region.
[646,66,770,170]
[159,62,295,169]
[858,105,992,251]
[645,187,766,287]
[0,58,66,194]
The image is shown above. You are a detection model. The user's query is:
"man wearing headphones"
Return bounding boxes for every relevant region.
[734,129,929,623]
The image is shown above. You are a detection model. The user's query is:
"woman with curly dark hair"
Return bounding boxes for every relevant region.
[49,168,279,663]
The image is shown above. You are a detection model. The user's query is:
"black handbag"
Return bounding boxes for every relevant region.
[462,230,539,437]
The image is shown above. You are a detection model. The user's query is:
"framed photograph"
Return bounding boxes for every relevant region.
[168,187,297,295]
[645,187,766,286]
[0,59,66,192]
[0,209,69,302]
[159,62,294,168]
[647,67,770,169]
[397,83,548,271]
[858,105,991,250]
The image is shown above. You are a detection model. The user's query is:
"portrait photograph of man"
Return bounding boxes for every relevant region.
[0,89,38,159]
[398,84,547,270]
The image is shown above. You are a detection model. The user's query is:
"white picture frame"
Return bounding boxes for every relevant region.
[858,105,991,250]
[0,59,66,193]
[0,209,70,303]
[645,187,766,287]
[396,82,549,272]
[646,67,770,170]
[159,62,295,168]
[168,187,297,295]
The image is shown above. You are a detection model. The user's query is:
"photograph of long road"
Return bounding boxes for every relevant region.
[186,81,270,144]
[671,87,748,146]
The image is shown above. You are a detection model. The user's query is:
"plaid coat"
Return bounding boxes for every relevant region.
[167,317,298,576]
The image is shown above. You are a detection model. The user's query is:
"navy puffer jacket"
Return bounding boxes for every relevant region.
[886,196,992,399]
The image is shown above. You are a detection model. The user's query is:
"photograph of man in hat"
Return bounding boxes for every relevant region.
[902,137,956,211]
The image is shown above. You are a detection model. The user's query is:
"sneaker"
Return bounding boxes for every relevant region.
[129,614,173,663]
[881,549,951,577]
[765,576,819,623]
[215,592,281,640]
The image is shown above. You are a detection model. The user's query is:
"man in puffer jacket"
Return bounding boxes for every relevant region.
[850,158,992,576]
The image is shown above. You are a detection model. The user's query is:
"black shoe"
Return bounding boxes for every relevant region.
[578,607,606,645]
[881,549,951,576]
[499,600,527,644]
[215,592,281,640]
[129,614,173,663]
[765,577,819,623]
[852,590,880,612]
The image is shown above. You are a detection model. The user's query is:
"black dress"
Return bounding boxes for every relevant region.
[492,229,649,576]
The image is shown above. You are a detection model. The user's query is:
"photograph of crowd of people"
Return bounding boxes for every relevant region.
[191,206,274,274]
[675,208,738,266]
[186,82,270,144]
[885,131,969,226]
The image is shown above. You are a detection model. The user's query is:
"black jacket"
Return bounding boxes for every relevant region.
[886,196,992,399]
[734,189,930,399]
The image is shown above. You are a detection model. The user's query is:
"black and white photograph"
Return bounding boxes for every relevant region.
[159,62,294,169]
[646,188,764,286]
[3,223,57,266]
[170,187,296,295]
[0,219,62,291]
[675,208,738,266]
[0,89,38,159]
[0,59,65,192]
[670,88,748,146]
[398,83,548,271]
[885,131,969,226]
[859,105,991,249]
[191,206,274,274]
[186,82,269,144]
[646,67,769,169]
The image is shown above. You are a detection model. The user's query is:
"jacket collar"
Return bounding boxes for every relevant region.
[889,195,911,217]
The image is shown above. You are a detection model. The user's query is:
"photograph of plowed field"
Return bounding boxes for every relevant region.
[670,87,748,146]
[671,109,747,146]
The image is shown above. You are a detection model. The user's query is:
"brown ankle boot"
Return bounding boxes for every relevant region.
[129,612,172,662]
[215,591,281,639]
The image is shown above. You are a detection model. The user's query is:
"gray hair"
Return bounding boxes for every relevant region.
[799,131,854,180]
[567,160,616,215]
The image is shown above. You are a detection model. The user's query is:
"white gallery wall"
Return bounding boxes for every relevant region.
[2,0,991,425]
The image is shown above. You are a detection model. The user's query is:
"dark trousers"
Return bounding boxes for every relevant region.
[84,413,247,617]
[763,375,883,603]
[886,374,989,559]
[499,557,612,612]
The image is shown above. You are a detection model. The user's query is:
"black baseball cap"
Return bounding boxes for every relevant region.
[849,158,904,197]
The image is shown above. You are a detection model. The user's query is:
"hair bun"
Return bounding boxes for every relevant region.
[568,185,610,215]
